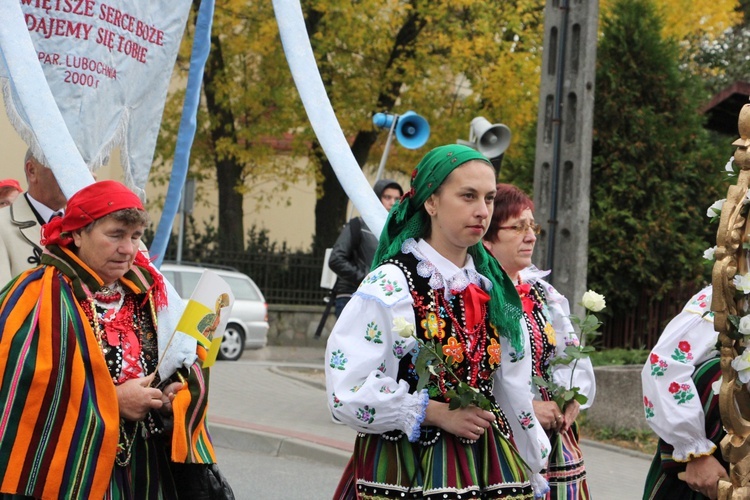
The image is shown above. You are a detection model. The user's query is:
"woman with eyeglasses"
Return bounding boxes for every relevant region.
[483,183,596,499]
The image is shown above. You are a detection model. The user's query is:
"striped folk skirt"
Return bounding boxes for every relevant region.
[545,421,589,499]
[334,426,534,499]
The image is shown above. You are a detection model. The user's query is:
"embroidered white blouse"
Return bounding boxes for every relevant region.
[324,239,551,478]
[640,285,718,461]
[519,266,596,409]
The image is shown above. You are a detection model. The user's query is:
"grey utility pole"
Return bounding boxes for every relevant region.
[533,0,599,311]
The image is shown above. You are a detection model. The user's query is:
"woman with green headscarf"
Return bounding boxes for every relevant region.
[326,144,551,499]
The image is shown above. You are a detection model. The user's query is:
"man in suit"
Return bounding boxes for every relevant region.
[0,150,67,287]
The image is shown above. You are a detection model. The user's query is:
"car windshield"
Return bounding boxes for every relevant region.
[222,276,260,301]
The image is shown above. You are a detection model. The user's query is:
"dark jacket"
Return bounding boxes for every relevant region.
[328,217,378,296]
[329,179,402,297]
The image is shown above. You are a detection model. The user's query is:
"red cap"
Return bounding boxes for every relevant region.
[41,180,144,246]
[0,179,22,192]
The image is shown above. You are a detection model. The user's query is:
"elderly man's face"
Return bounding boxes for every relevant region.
[0,188,20,208]
[72,217,144,285]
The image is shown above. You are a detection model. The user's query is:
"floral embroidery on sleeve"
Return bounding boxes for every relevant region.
[565,335,580,347]
[649,353,668,376]
[509,350,524,363]
[379,278,403,296]
[392,340,407,359]
[377,362,386,373]
[671,341,694,363]
[518,411,535,430]
[669,381,695,404]
[364,321,384,343]
[362,271,385,285]
[356,405,376,424]
[643,396,654,419]
[329,349,347,370]
[691,292,709,309]
[332,393,342,408]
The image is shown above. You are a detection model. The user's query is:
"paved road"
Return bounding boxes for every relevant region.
[208,347,652,498]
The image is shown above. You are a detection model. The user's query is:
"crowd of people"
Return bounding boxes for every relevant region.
[324,143,733,500]
[0,141,735,499]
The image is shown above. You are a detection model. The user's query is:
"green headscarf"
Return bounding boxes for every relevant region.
[371,144,524,352]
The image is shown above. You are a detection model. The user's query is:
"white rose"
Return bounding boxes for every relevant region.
[732,349,750,385]
[707,199,725,218]
[392,317,415,338]
[703,247,716,261]
[734,273,750,294]
[581,290,606,312]
[740,316,750,336]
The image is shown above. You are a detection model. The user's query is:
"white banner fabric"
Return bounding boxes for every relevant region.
[0,0,191,198]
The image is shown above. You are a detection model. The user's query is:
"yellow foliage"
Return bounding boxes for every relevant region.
[600,0,741,43]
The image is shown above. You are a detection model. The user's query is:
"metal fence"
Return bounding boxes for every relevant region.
[599,285,701,350]
[168,247,700,348]
[168,250,330,306]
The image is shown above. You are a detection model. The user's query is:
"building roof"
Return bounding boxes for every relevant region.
[700,81,750,136]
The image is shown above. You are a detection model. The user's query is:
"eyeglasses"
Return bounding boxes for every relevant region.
[497,222,542,235]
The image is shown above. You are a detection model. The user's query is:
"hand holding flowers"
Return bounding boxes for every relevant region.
[533,290,606,410]
[391,317,491,411]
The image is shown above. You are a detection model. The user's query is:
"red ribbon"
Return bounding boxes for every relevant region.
[515,283,535,316]
[462,283,490,331]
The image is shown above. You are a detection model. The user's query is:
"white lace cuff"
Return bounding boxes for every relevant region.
[402,389,429,442]
[672,439,717,462]
[530,472,550,498]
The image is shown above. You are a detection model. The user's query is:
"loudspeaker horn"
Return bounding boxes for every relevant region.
[372,112,395,129]
[470,117,511,158]
[395,111,430,149]
[373,111,430,150]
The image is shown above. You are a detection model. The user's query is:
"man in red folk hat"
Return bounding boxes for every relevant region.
[0,180,231,499]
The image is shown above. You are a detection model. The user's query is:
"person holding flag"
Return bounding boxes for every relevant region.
[0,180,232,499]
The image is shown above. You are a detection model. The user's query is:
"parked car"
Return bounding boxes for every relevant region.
[160,262,269,361]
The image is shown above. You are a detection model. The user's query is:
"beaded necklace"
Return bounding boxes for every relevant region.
[81,283,163,467]
[518,282,554,400]
[434,290,487,387]
[82,290,146,384]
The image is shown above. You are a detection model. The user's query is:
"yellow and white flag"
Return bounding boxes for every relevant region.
[175,270,234,368]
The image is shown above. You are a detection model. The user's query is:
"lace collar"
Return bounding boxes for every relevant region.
[402,238,492,300]
[518,265,551,286]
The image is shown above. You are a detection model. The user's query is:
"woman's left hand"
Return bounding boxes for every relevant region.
[560,400,580,433]
[159,380,185,416]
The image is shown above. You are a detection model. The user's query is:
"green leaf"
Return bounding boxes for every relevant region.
[563,346,586,360]
[416,370,430,392]
[551,356,575,366]
[572,393,589,405]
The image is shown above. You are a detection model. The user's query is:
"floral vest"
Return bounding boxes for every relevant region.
[385,251,513,439]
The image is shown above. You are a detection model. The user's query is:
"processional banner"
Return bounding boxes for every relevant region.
[0,0,191,198]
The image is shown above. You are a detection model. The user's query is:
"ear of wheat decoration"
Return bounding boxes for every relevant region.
[713,102,750,499]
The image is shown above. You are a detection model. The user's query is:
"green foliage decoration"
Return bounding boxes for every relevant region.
[589,0,726,321]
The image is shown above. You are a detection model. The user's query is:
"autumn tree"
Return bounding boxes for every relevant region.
[154,0,547,254]
[154,0,308,253]
[589,0,726,327]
